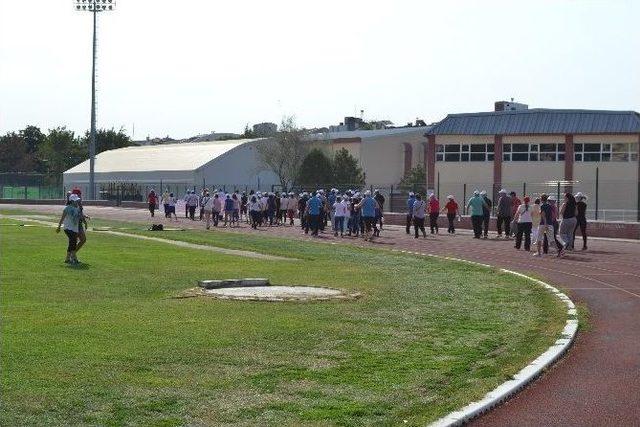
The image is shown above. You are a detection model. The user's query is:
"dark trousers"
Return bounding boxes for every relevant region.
[163,204,169,218]
[188,205,196,220]
[471,215,483,238]
[212,211,220,226]
[482,213,490,237]
[149,202,156,217]
[573,217,587,249]
[64,229,78,252]
[414,217,426,237]
[406,214,412,234]
[334,216,344,234]
[429,213,439,233]
[447,213,456,233]
[497,215,511,236]
[515,222,532,250]
[307,214,320,235]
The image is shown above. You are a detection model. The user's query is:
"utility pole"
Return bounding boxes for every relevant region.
[74,0,115,199]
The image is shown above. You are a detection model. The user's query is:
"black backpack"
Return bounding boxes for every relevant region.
[149,224,164,231]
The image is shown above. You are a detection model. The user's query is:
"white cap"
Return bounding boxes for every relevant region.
[409,192,415,196]
[473,190,480,195]
[499,189,507,194]
[480,190,487,195]
[69,194,80,202]
[364,190,371,196]
[447,195,454,199]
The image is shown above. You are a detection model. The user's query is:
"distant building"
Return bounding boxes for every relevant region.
[63,138,280,197]
[252,122,278,137]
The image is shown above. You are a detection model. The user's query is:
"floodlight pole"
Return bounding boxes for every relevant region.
[89,7,97,200]
[75,0,115,199]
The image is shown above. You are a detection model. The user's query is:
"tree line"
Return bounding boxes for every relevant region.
[0,126,132,184]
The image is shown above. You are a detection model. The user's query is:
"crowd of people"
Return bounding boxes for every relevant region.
[57,185,589,264]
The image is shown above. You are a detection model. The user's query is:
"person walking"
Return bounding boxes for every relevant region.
[405,192,416,234]
[166,192,178,221]
[56,194,81,265]
[412,193,427,238]
[496,189,512,238]
[535,194,564,256]
[249,196,261,229]
[202,190,213,229]
[186,190,199,220]
[514,196,533,251]
[147,189,158,218]
[573,192,588,250]
[161,190,170,218]
[356,190,377,241]
[559,192,578,251]
[531,197,542,246]
[428,193,440,234]
[480,190,492,239]
[333,195,348,237]
[374,189,385,230]
[441,195,459,234]
[287,192,297,226]
[306,192,322,236]
[223,194,234,227]
[467,190,488,239]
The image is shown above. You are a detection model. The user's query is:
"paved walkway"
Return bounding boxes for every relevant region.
[4,204,640,426]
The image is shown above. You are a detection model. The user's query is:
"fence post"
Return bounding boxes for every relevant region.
[595,167,599,221]
[523,182,526,197]
[557,181,561,205]
[437,172,440,201]
[463,183,467,215]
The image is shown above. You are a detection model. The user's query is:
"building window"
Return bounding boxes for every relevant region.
[502,143,564,161]
[436,143,494,162]
[574,142,637,162]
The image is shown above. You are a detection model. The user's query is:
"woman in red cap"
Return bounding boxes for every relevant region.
[514,196,533,251]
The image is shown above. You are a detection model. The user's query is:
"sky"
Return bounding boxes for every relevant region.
[1,0,639,140]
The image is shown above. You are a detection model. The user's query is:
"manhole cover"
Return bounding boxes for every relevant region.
[202,285,358,301]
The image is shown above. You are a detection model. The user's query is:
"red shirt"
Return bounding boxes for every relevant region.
[445,200,458,214]
[148,193,157,204]
[511,197,521,216]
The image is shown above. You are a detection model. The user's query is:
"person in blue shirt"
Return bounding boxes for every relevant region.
[467,190,489,239]
[405,192,416,234]
[305,192,322,236]
[356,190,378,241]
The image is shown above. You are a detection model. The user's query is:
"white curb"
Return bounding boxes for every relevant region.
[421,256,578,427]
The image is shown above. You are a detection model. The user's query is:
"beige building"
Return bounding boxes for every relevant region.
[315,106,640,220]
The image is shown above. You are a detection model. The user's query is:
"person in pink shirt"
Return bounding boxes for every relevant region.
[428,193,440,234]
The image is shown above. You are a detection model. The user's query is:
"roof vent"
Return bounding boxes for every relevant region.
[495,100,528,112]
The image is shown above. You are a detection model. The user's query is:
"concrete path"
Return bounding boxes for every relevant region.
[3,204,640,426]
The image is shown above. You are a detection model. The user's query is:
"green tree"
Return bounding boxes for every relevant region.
[0,132,36,173]
[398,164,427,194]
[332,147,365,188]
[38,127,86,184]
[297,148,333,188]
[82,127,132,154]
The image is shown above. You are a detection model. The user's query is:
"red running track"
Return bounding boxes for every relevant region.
[5,205,640,426]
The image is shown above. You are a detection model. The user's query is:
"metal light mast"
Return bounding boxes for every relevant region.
[74,0,115,200]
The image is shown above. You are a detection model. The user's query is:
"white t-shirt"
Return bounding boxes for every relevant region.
[334,201,348,217]
[203,196,214,211]
[517,204,533,223]
[249,201,261,211]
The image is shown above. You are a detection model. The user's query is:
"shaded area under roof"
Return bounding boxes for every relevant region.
[427,109,640,135]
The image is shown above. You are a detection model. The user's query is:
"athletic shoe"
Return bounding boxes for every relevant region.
[557,249,565,257]
[532,252,541,257]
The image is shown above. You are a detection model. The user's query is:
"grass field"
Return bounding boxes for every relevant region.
[0,216,566,426]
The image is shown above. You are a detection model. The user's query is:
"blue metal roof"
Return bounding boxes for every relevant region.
[427,109,640,135]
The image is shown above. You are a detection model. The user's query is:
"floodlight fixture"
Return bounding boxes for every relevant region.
[73,0,115,199]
